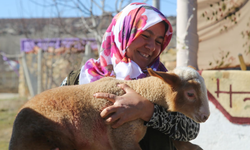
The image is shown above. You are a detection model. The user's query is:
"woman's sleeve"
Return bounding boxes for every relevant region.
[144,104,200,141]
[60,77,68,86]
[60,69,81,86]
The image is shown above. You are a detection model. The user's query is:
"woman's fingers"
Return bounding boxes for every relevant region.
[101,106,126,128]
[102,106,127,128]
[112,117,126,128]
[106,112,122,126]
[117,83,134,93]
[93,84,133,104]
[95,83,153,128]
[100,105,118,118]
[93,93,116,103]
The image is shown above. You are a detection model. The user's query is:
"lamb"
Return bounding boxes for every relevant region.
[9,67,210,150]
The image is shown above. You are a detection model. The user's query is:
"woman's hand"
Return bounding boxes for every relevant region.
[93,84,154,128]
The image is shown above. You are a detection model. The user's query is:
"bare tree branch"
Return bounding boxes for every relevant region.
[118,0,125,12]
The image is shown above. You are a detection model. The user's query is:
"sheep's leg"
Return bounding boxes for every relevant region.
[109,121,146,150]
[9,108,76,150]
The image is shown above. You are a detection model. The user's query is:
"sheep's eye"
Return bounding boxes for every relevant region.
[187,92,194,97]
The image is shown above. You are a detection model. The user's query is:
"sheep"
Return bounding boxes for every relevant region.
[9,67,210,150]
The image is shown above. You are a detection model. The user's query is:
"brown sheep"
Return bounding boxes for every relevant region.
[9,67,210,150]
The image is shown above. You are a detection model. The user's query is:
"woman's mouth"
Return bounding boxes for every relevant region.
[138,51,150,59]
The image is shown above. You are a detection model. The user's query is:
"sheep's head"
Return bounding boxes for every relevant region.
[148,67,210,123]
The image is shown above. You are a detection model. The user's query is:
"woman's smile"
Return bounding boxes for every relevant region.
[126,22,166,70]
[138,51,150,59]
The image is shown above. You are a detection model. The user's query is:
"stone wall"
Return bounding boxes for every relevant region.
[18,51,97,97]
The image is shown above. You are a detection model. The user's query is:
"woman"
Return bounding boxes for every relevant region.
[61,3,199,150]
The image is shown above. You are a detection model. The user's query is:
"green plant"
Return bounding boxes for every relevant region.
[201,0,247,32]
[242,17,250,55]
[209,50,235,69]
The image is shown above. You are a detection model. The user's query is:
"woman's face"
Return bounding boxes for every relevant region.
[126,22,166,70]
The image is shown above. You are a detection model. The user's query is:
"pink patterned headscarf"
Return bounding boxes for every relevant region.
[79,3,173,85]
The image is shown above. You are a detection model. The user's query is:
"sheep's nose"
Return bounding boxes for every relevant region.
[202,114,209,122]
[199,105,210,122]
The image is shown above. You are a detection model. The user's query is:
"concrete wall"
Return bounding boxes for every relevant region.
[192,70,250,149]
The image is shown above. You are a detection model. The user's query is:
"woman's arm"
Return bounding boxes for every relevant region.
[95,84,155,128]
[61,69,81,86]
[145,104,200,141]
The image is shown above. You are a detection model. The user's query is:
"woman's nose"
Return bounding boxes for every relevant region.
[145,40,155,51]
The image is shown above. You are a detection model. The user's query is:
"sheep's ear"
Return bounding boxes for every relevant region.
[147,68,180,86]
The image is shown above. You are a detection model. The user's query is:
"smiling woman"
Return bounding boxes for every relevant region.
[126,22,166,70]
[61,2,200,150]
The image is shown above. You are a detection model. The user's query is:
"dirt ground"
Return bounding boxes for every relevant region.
[0,95,27,149]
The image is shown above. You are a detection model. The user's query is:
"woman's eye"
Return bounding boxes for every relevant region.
[156,41,162,45]
[142,34,149,38]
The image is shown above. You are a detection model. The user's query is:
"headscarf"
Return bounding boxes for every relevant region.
[79,2,173,85]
